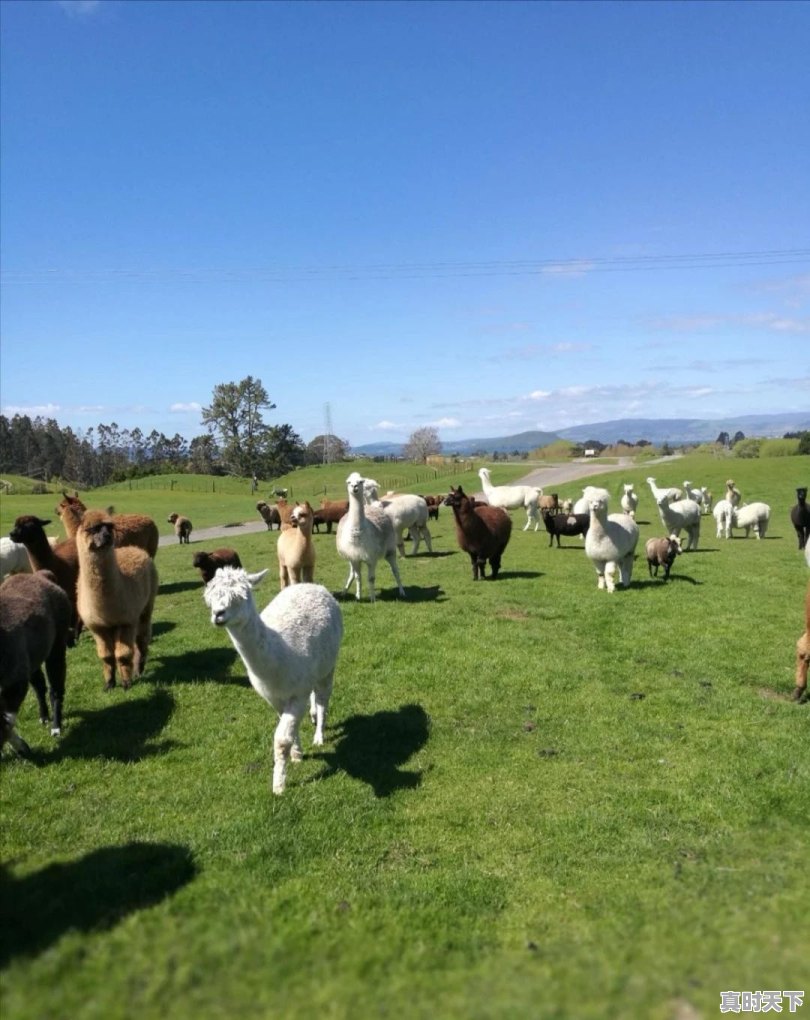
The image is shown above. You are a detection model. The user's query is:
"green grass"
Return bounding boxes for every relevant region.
[1,454,808,1019]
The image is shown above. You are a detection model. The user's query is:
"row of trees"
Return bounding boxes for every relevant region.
[0,377,352,488]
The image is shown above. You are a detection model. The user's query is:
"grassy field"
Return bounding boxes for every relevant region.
[1,454,808,1020]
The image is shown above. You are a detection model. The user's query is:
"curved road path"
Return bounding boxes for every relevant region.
[161,456,676,548]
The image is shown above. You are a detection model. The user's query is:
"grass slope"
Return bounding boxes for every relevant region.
[1,455,808,1019]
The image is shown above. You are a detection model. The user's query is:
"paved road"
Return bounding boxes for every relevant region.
[162,456,678,548]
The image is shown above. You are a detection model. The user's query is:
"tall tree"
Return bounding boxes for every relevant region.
[201,376,276,476]
[403,426,442,464]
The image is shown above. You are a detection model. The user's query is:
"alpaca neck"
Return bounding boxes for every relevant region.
[80,548,124,598]
[225,610,279,676]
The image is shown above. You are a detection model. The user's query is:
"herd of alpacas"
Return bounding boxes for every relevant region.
[2,473,809,793]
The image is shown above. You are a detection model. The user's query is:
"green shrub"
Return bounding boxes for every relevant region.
[733,438,761,458]
[759,438,799,457]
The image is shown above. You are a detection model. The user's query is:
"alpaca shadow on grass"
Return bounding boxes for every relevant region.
[494,569,543,581]
[158,580,200,595]
[0,842,197,967]
[634,574,702,589]
[334,586,442,604]
[148,646,244,687]
[151,619,177,638]
[311,703,429,798]
[22,688,179,765]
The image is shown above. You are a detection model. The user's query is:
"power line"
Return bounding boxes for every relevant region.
[2,248,808,284]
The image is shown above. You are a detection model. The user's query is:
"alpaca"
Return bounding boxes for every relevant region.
[378,494,434,557]
[541,508,589,548]
[336,473,405,602]
[478,468,542,531]
[56,493,159,557]
[0,570,72,750]
[790,487,810,550]
[256,501,281,531]
[655,496,701,551]
[313,499,349,535]
[277,502,316,587]
[730,502,771,540]
[76,510,159,690]
[443,485,512,580]
[795,580,810,702]
[713,498,733,539]
[620,484,638,519]
[192,548,243,584]
[646,477,682,505]
[9,516,82,641]
[725,479,742,508]
[203,567,343,794]
[168,513,193,544]
[584,493,639,592]
[1,535,60,580]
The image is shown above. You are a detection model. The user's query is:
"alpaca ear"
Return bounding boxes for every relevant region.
[246,569,269,589]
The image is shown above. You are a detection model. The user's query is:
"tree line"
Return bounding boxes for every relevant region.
[0,377,351,488]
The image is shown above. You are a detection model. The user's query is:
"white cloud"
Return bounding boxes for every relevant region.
[1,402,63,417]
[541,261,595,277]
[526,390,551,401]
[372,420,403,431]
[427,417,462,429]
[170,402,202,413]
[57,0,102,16]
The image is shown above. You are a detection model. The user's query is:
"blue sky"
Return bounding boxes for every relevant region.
[1,0,808,448]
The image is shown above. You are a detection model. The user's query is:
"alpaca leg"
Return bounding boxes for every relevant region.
[302,565,314,583]
[489,551,502,579]
[0,681,31,754]
[44,642,67,736]
[278,565,289,588]
[272,711,298,794]
[423,525,433,554]
[311,672,333,746]
[93,629,117,689]
[367,562,377,603]
[410,528,421,556]
[794,632,809,701]
[385,552,405,597]
[29,667,50,727]
[619,553,634,588]
[115,627,137,689]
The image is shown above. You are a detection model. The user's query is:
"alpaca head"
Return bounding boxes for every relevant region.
[443,486,470,509]
[203,566,268,628]
[346,472,366,501]
[623,484,635,494]
[668,534,683,557]
[78,510,116,551]
[9,515,52,544]
[290,502,313,532]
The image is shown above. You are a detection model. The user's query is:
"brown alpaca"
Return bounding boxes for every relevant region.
[76,510,159,690]
[56,492,159,558]
[167,513,193,544]
[277,502,316,587]
[192,548,242,584]
[795,580,810,702]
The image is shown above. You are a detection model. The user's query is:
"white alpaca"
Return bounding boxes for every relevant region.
[713,498,733,539]
[620,483,638,519]
[584,493,639,592]
[336,472,405,602]
[646,477,682,505]
[478,468,542,531]
[655,496,701,551]
[379,494,433,557]
[730,502,771,540]
[203,567,343,795]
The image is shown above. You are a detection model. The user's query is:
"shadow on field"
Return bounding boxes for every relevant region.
[151,619,178,638]
[159,580,200,595]
[496,570,543,581]
[25,689,179,765]
[149,646,244,686]
[0,842,197,967]
[335,586,443,604]
[634,574,702,588]
[311,703,429,798]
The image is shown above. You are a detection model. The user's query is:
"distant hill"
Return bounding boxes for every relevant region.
[350,412,810,458]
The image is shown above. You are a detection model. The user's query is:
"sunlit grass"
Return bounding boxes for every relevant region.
[1,454,808,1019]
